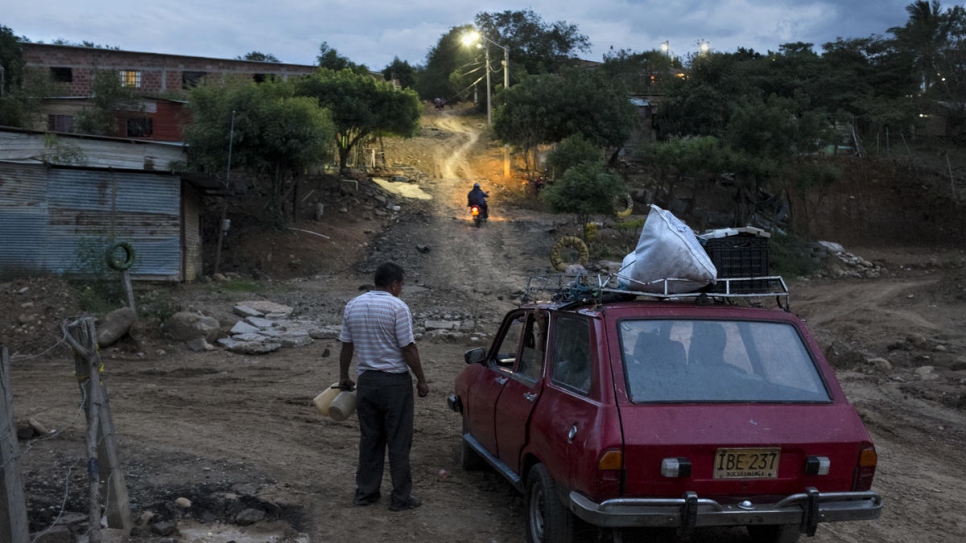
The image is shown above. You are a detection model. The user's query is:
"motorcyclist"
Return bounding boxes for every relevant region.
[467,182,489,219]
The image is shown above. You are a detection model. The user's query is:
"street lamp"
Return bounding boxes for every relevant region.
[462,30,509,127]
[463,29,511,177]
[660,40,670,59]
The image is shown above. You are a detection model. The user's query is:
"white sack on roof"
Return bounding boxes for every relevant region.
[619,205,717,294]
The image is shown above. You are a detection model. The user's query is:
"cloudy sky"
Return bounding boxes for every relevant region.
[4,1,920,68]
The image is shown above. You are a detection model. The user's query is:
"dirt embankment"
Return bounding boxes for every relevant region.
[3,105,965,543]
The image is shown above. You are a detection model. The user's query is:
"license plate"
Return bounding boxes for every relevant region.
[713,448,780,479]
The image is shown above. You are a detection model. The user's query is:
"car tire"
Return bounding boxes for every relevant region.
[525,464,573,543]
[747,525,801,543]
[460,419,487,471]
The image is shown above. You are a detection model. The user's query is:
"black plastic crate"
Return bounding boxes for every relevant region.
[701,234,770,293]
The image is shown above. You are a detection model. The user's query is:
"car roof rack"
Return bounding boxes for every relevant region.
[523,273,791,311]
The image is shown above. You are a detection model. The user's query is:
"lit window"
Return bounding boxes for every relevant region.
[119,70,142,88]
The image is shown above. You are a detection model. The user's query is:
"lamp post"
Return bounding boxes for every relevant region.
[660,41,670,59]
[463,30,511,177]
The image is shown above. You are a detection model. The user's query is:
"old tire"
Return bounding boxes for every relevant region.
[550,236,589,272]
[525,464,573,543]
[615,192,634,217]
[460,418,487,471]
[105,241,136,271]
[747,525,801,543]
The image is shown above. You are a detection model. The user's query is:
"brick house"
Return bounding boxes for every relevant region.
[21,43,319,141]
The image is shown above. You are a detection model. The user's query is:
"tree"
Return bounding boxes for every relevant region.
[494,68,637,167]
[238,51,281,63]
[295,68,421,169]
[474,9,591,75]
[382,56,417,89]
[540,162,626,228]
[416,25,478,102]
[600,47,679,94]
[888,0,953,91]
[184,80,335,226]
[317,42,368,74]
[545,134,601,179]
[74,69,138,136]
[0,25,26,125]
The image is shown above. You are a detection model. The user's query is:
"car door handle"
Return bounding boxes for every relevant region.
[495,376,508,385]
[523,392,537,402]
[568,424,579,442]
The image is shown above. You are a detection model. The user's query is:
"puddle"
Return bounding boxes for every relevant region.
[371,178,433,200]
[177,521,307,543]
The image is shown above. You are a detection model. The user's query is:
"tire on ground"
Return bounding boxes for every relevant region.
[550,236,589,272]
[615,192,634,218]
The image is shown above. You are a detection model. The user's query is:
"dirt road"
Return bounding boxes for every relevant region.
[5,109,966,543]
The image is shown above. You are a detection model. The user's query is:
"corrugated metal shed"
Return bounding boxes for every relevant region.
[0,164,49,277]
[0,162,191,281]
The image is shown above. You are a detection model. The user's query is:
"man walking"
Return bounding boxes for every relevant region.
[338,262,429,511]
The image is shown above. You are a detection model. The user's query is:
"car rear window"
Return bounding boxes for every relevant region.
[619,319,831,403]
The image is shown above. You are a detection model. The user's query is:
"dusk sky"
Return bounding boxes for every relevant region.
[4,1,919,68]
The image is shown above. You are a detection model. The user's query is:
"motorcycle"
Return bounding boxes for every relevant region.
[469,205,484,227]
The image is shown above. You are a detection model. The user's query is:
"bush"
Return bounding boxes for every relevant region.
[769,232,819,277]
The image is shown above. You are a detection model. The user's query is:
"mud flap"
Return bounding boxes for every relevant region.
[678,491,699,541]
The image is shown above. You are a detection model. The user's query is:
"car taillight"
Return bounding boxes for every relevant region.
[597,449,623,495]
[853,444,877,491]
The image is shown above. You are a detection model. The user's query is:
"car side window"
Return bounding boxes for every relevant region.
[492,313,525,368]
[550,315,592,394]
[517,311,549,380]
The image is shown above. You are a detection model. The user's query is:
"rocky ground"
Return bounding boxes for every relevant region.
[2,104,965,543]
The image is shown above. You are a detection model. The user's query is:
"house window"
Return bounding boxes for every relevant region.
[119,70,142,88]
[126,118,153,138]
[182,71,207,89]
[47,114,75,132]
[50,67,73,83]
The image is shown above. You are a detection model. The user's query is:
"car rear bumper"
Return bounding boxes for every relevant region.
[568,488,882,534]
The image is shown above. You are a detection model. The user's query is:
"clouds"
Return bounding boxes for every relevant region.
[3,0,915,68]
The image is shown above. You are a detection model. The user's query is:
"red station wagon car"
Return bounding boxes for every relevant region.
[448,278,882,543]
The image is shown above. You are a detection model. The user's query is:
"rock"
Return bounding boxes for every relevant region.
[175,497,192,508]
[234,508,266,526]
[230,321,261,335]
[816,241,845,254]
[424,320,461,331]
[915,366,940,381]
[235,300,294,317]
[245,316,276,329]
[234,304,264,318]
[165,312,222,342]
[28,417,49,435]
[416,244,431,253]
[150,521,178,536]
[212,273,228,281]
[219,338,282,355]
[185,337,214,352]
[16,420,37,440]
[278,333,313,348]
[97,307,137,347]
[309,325,343,340]
[867,357,892,372]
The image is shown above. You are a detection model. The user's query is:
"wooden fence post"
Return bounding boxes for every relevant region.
[1,345,30,543]
[64,319,132,539]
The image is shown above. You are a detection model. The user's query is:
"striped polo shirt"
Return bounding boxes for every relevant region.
[339,290,415,375]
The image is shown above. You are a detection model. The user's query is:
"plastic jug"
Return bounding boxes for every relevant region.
[329,390,357,422]
[313,383,341,416]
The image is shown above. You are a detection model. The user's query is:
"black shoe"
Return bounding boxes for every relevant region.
[388,495,422,511]
[353,492,381,506]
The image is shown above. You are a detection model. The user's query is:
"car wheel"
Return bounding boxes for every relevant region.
[460,418,486,471]
[525,464,573,543]
[747,525,801,543]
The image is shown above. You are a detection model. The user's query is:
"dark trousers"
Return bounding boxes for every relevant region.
[354,371,414,507]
